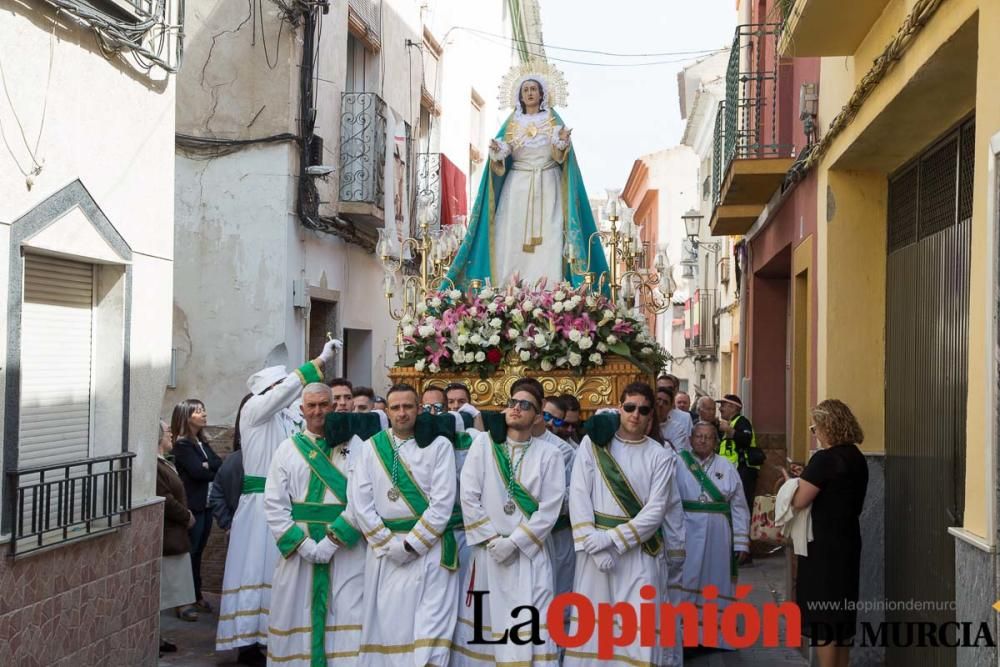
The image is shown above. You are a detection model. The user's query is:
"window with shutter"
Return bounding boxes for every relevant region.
[19,254,95,467]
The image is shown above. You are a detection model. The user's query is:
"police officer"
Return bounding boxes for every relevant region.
[717,394,762,518]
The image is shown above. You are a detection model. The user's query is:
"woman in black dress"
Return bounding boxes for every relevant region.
[786,399,868,667]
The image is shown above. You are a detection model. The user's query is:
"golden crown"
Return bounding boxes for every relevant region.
[499,59,569,110]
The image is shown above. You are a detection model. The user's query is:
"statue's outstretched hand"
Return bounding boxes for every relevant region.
[489,139,501,153]
[559,127,573,143]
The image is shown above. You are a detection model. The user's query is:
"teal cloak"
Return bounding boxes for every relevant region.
[444,110,610,292]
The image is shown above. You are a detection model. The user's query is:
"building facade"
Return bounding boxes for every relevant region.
[775,0,998,664]
[0,0,180,663]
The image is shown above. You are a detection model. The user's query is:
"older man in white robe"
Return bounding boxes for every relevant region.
[264,385,373,666]
[348,384,459,666]
[676,421,751,648]
[217,339,341,661]
[567,383,676,666]
[453,384,564,665]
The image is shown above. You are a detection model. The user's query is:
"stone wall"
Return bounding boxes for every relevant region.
[0,500,164,666]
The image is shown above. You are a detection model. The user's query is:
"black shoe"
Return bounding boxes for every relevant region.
[159,639,177,653]
[237,645,267,667]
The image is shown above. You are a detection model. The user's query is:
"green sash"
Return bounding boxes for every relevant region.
[291,434,362,546]
[241,475,266,494]
[371,430,458,570]
[592,445,663,556]
[491,441,540,517]
[455,432,474,451]
[678,449,737,578]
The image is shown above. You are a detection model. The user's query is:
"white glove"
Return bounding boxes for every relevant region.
[385,537,417,565]
[458,402,481,419]
[593,548,617,572]
[582,530,614,555]
[312,537,340,563]
[317,338,343,365]
[296,538,320,563]
[487,536,518,565]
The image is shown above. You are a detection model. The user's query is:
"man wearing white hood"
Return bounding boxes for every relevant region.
[215,339,341,664]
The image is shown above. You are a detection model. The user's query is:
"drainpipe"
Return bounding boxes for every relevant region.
[737,241,751,418]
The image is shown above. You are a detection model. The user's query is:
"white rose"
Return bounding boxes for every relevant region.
[607,334,618,345]
[429,297,442,308]
[454,351,466,363]
[402,325,416,337]
[416,302,428,314]
[414,359,426,371]
[553,290,566,301]
[568,352,582,366]
[470,333,483,345]
[597,342,608,352]
[578,337,593,350]
[589,353,603,364]
[490,318,502,328]
[487,302,499,313]
[505,296,516,306]
[553,302,564,313]
[507,328,519,339]
[489,334,501,346]
[642,347,653,355]
[520,350,531,362]
[556,356,568,367]
[448,289,462,299]
[480,289,494,300]
[522,300,534,311]
[469,307,478,317]
[457,334,469,345]
[418,325,436,337]
[568,329,582,342]
[532,308,544,319]
[533,333,547,347]
[428,362,439,373]
[401,315,414,326]
[475,351,486,362]
[541,359,554,371]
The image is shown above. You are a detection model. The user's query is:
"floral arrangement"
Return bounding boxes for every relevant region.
[395,281,670,377]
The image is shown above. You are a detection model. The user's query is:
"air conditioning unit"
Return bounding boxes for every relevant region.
[719,257,731,285]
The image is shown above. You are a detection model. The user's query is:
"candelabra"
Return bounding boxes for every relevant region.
[566,188,676,315]
[378,212,466,347]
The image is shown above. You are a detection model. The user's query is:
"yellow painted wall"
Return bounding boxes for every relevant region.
[962,0,1000,541]
[817,171,887,455]
[792,236,814,463]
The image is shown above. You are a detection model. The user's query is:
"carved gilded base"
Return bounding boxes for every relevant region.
[388,355,654,417]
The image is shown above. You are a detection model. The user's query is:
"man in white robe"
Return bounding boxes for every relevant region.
[264,385,370,666]
[348,384,459,666]
[453,385,564,665]
[676,421,750,648]
[658,387,692,452]
[217,339,341,662]
[567,383,676,666]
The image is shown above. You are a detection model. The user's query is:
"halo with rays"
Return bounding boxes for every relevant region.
[498,59,570,110]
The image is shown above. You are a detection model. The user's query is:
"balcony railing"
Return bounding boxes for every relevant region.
[7,453,135,558]
[685,289,719,357]
[339,92,387,208]
[713,23,792,207]
[416,152,442,232]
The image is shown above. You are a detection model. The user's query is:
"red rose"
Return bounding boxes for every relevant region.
[486,348,503,364]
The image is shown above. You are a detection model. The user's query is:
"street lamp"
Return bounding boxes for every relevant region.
[682,208,720,254]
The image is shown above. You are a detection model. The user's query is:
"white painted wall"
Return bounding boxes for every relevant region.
[0,2,176,501]
[172,0,518,427]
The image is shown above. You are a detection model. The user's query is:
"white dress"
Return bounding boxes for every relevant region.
[348,431,459,667]
[676,452,750,648]
[566,436,675,666]
[490,110,569,288]
[453,433,565,665]
[263,433,366,665]
[217,367,311,650]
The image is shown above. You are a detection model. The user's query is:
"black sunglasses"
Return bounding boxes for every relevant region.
[421,403,445,414]
[506,398,538,412]
[622,403,653,416]
[543,411,566,427]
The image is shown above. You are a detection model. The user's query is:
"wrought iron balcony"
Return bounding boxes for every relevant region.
[711,23,796,236]
[416,152,442,231]
[339,92,387,226]
[6,453,135,558]
[685,288,719,358]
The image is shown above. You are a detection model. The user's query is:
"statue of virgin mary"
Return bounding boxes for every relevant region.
[445,61,609,290]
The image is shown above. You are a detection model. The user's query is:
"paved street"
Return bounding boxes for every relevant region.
[160,550,808,666]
